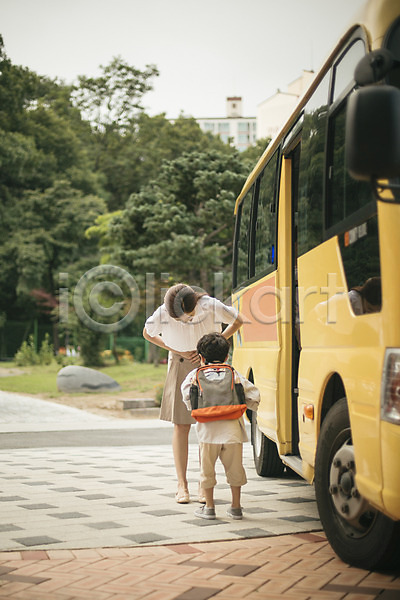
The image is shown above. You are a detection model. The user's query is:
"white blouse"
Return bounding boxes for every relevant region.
[144,295,238,352]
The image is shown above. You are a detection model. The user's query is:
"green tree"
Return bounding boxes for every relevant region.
[0,37,107,326]
[111,149,249,293]
[82,110,234,211]
[74,56,159,132]
[131,113,234,192]
[72,56,159,211]
[240,136,271,165]
[9,180,106,307]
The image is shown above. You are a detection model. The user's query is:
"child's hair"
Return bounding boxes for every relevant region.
[197,333,230,364]
[164,284,205,319]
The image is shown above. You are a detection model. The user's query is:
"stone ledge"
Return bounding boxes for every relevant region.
[126,407,160,418]
[118,398,156,410]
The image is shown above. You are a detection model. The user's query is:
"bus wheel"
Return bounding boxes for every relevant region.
[251,416,284,477]
[315,397,400,570]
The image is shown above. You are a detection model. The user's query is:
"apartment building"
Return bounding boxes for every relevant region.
[194,71,314,151]
[196,97,257,152]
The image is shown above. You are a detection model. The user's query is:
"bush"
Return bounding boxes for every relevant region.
[39,333,54,365]
[78,326,104,367]
[14,333,54,366]
[14,335,40,366]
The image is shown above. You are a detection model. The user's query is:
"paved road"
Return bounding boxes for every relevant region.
[0,390,196,448]
[0,390,321,552]
[0,428,176,448]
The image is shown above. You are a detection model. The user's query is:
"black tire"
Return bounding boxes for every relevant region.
[315,397,400,570]
[251,416,284,477]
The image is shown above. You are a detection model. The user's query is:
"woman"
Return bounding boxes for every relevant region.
[143,283,243,504]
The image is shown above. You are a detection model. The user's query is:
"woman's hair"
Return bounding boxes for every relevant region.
[164,284,206,319]
[197,333,230,363]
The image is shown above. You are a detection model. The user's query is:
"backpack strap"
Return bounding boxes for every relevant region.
[195,364,235,393]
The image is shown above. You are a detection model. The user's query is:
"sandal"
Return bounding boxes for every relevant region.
[175,488,190,504]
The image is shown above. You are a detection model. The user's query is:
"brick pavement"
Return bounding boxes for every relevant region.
[0,532,400,599]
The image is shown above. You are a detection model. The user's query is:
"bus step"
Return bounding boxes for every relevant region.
[281,455,303,477]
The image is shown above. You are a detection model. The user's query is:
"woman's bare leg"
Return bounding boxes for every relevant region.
[173,424,191,493]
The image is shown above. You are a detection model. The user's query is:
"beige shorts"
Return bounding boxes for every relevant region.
[159,352,199,425]
[199,442,247,489]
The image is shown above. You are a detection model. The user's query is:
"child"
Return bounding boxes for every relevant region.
[181,333,260,520]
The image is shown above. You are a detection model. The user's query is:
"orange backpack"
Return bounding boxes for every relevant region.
[189,364,247,423]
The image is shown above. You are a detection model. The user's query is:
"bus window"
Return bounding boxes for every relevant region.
[235,185,254,286]
[297,72,330,256]
[327,42,381,305]
[254,150,279,276]
[339,214,381,304]
[332,39,366,103]
[327,103,372,226]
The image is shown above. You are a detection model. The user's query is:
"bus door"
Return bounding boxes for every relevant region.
[289,142,301,456]
[279,133,302,464]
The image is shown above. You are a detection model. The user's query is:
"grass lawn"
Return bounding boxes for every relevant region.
[0,361,167,398]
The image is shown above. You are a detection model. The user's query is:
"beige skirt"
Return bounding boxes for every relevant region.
[160,352,200,425]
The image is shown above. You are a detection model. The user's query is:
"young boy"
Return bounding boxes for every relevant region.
[181,333,260,520]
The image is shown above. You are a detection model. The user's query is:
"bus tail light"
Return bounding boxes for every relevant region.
[381,349,400,424]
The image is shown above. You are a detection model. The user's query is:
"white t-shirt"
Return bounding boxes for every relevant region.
[144,295,238,352]
[348,290,363,315]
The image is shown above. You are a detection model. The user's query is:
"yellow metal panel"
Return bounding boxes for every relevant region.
[232,275,281,445]
[297,236,385,505]
[381,421,400,520]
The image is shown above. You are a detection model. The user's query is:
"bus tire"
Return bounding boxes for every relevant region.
[314,397,400,570]
[251,416,284,477]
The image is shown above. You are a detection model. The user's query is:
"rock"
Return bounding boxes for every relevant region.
[57,365,121,393]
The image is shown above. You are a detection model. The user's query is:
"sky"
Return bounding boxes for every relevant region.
[0,0,368,119]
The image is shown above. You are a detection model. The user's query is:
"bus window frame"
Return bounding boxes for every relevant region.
[252,148,281,280]
[282,116,304,155]
[249,178,260,279]
[232,147,282,291]
[324,30,375,240]
[232,183,257,289]
[330,36,368,105]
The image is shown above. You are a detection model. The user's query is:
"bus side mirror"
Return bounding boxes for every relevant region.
[354,48,399,86]
[346,85,400,187]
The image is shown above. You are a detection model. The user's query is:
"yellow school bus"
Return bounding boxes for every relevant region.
[231,0,400,570]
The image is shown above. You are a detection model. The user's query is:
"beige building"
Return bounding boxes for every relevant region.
[257,70,315,140]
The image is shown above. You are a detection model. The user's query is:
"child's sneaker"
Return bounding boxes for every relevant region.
[227,506,243,520]
[194,505,216,520]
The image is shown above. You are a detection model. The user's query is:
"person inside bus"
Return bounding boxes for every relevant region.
[348,276,382,315]
[143,283,244,504]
